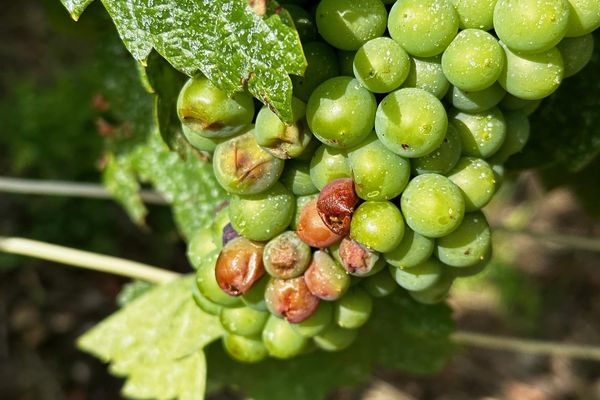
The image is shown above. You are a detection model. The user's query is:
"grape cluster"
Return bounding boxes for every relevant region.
[180,0,599,363]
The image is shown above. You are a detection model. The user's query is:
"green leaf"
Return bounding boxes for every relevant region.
[103,154,147,226]
[67,0,306,122]
[59,0,94,20]
[207,292,455,400]
[78,276,224,400]
[509,30,600,172]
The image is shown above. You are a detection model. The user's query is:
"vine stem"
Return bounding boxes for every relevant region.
[0,177,166,204]
[452,331,600,361]
[0,236,180,284]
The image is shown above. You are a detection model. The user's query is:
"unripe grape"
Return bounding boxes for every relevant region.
[220,306,269,337]
[348,135,411,201]
[450,0,497,30]
[215,237,265,297]
[304,250,351,301]
[291,301,334,337]
[222,334,268,363]
[229,183,295,241]
[241,275,269,311]
[565,0,600,37]
[262,315,309,359]
[264,277,320,323]
[307,77,376,148]
[191,280,222,316]
[400,174,465,238]
[412,122,462,175]
[389,258,443,291]
[494,0,570,54]
[211,206,231,247]
[499,94,542,116]
[213,130,284,194]
[316,0,388,51]
[196,251,242,307]
[181,124,226,153]
[334,287,373,329]
[338,237,385,277]
[350,201,405,253]
[284,4,317,41]
[384,228,435,269]
[309,145,352,190]
[435,211,492,267]
[187,227,218,270]
[362,269,398,298]
[293,41,340,102]
[447,252,491,277]
[447,157,497,211]
[442,29,504,92]
[316,178,359,236]
[450,107,507,158]
[280,160,318,196]
[488,111,530,164]
[557,34,595,78]
[446,84,506,114]
[402,55,450,99]
[263,231,311,279]
[375,88,448,158]
[254,98,313,159]
[297,199,343,248]
[409,272,455,304]
[353,37,411,93]
[177,76,254,138]
[313,324,359,351]
[388,0,459,57]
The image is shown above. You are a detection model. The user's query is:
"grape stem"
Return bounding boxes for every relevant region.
[0,236,180,284]
[452,331,600,361]
[0,176,166,204]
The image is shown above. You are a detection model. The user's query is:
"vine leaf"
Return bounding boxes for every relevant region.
[59,0,306,122]
[207,292,455,400]
[78,276,224,400]
[59,0,94,20]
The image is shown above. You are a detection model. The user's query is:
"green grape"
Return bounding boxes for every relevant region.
[389,258,443,291]
[447,252,491,277]
[191,280,222,316]
[187,227,218,270]
[280,160,318,196]
[450,107,507,158]
[491,163,505,193]
[388,0,459,57]
[450,0,497,30]
[195,251,242,307]
[362,269,398,298]
[565,0,600,37]
[435,211,491,267]
[400,174,465,238]
[313,325,358,352]
[499,94,542,116]
[307,77,376,148]
[254,98,312,159]
[350,201,405,253]
[220,306,269,337]
[293,41,340,102]
[285,4,317,41]
[229,183,295,241]
[316,0,388,51]
[181,124,226,153]
[213,130,284,195]
[211,206,231,248]
[263,231,311,279]
[241,275,269,311]
[375,88,448,158]
[262,315,308,359]
[408,272,454,304]
[222,334,268,363]
[384,228,435,268]
[494,0,570,53]
[412,122,462,175]
[557,34,595,78]
[402,55,450,99]
[442,29,504,91]
[177,76,254,138]
[338,50,356,76]
[291,302,334,337]
[309,145,351,190]
[290,194,318,230]
[447,83,506,113]
[488,111,530,164]
[334,287,373,329]
[498,43,564,101]
[353,37,411,93]
[348,135,410,201]
[447,157,497,211]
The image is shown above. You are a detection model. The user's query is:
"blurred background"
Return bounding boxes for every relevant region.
[0,1,598,399]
